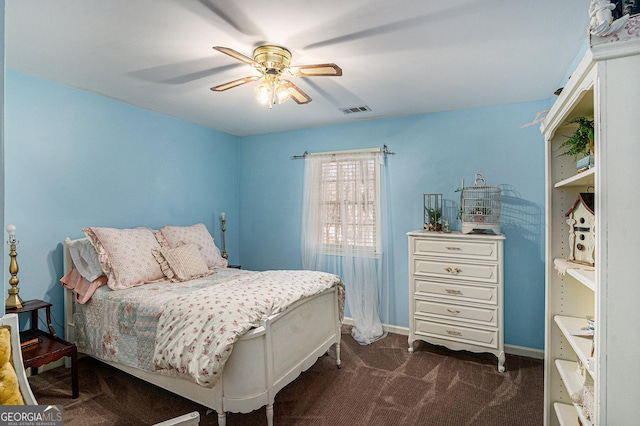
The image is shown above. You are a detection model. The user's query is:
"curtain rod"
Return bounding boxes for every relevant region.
[290,145,395,160]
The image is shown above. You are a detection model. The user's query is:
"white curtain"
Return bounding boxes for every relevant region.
[301,150,389,345]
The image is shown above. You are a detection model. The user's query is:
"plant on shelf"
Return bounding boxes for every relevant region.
[558,117,594,160]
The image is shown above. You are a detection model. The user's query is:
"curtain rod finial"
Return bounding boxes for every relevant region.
[382,145,395,155]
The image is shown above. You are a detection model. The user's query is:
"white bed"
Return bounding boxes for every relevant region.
[62,233,343,426]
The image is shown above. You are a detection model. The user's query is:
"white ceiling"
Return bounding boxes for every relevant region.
[6,0,591,137]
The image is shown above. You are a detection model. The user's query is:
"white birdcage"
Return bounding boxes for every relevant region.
[461,173,501,234]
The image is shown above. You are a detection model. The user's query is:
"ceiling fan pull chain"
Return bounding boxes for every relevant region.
[271,79,277,107]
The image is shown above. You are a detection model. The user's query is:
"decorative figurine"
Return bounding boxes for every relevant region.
[565,193,595,266]
[589,0,629,36]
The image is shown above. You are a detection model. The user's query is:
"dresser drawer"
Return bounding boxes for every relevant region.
[414,299,498,327]
[414,279,497,305]
[412,238,498,261]
[413,258,498,284]
[414,319,499,349]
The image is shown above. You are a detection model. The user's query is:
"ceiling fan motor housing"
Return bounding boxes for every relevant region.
[253,45,291,73]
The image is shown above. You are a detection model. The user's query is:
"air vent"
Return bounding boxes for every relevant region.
[339,105,372,114]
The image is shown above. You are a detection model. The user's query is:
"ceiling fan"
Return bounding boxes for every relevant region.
[210,45,342,108]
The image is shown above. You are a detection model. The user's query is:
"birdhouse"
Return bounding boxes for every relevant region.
[565,193,595,266]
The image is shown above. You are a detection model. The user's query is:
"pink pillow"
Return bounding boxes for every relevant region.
[60,267,107,303]
[158,223,227,269]
[83,227,165,290]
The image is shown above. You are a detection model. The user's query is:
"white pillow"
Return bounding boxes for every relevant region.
[67,238,104,282]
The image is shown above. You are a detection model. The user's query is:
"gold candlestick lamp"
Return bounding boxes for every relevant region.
[6,224,23,309]
[221,212,228,259]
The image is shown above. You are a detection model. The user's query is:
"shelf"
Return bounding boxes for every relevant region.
[554,402,581,426]
[554,315,595,377]
[544,37,640,425]
[556,359,593,426]
[553,259,596,292]
[555,167,595,189]
[567,268,596,292]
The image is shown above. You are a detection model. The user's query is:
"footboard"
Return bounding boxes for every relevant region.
[62,237,341,426]
[220,287,341,423]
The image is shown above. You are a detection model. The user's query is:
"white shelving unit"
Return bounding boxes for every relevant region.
[541,20,640,425]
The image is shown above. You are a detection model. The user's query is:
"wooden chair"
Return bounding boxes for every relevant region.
[1,313,37,405]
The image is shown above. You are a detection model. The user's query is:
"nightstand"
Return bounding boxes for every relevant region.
[6,299,79,398]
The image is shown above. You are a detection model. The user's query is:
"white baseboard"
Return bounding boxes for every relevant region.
[503,344,544,360]
[343,317,544,360]
[342,317,409,337]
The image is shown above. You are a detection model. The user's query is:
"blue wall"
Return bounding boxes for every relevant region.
[4,69,551,350]
[1,0,6,306]
[239,102,550,350]
[3,70,241,333]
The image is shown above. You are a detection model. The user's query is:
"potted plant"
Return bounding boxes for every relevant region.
[558,117,594,171]
[424,207,442,231]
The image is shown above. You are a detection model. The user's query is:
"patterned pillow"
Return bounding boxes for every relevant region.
[83,227,165,290]
[158,223,227,268]
[152,243,212,282]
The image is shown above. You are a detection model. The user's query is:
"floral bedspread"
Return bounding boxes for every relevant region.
[73,268,344,387]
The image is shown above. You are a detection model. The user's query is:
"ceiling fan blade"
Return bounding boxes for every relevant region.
[290,1,462,52]
[128,60,243,85]
[282,80,312,104]
[198,1,262,36]
[290,63,342,77]
[213,46,263,69]
[210,75,261,92]
[303,15,428,50]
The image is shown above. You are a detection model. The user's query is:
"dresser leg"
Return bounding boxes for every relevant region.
[497,351,506,373]
[408,336,414,353]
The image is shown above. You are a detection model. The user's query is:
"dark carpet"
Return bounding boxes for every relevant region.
[28,328,543,425]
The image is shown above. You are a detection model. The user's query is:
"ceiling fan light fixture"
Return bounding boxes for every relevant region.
[276,83,291,104]
[254,80,272,105]
[254,76,290,107]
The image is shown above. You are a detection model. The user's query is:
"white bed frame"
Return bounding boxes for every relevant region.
[63,237,341,426]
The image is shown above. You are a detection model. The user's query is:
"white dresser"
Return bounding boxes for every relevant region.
[407,230,505,372]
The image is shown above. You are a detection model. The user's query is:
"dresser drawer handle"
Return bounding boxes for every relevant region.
[445,267,463,275]
[446,246,461,251]
[446,330,462,336]
[445,289,462,295]
[447,309,461,315]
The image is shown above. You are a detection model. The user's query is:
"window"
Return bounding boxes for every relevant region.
[301,149,389,344]
[317,154,381,253]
